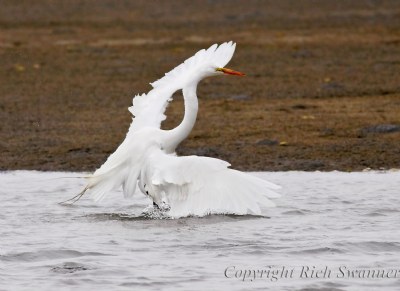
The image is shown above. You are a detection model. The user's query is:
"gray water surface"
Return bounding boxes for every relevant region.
[1,171,399,290]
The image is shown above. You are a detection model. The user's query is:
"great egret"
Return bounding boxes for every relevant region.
[68,41,280,217]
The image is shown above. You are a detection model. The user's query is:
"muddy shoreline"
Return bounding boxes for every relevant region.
[1,1,399,171]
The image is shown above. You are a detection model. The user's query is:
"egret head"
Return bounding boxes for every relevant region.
[193,42,245,80]
[150,41,244,89]
[195,64,245,81]
[196,41,245,78]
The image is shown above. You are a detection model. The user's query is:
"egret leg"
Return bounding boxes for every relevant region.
[153,200,170,212]
[160,201,171,212]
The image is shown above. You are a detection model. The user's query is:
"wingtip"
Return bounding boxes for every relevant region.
[208,43,218,52]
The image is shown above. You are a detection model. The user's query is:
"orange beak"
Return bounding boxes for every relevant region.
[216,67,245,76]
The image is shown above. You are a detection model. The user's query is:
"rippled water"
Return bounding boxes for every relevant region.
[1,171,400,290]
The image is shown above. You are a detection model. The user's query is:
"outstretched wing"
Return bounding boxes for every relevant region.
[82,129,158,202]
[127,41,236,134]
[148,151,281,218]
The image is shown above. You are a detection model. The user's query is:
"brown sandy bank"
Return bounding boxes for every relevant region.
[0,0,399,171]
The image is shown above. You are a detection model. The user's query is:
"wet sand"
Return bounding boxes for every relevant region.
[1,0,399,171]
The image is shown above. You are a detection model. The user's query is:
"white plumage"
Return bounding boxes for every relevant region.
[77,41,280,218]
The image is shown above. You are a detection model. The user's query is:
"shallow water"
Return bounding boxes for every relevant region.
[1,171,400,290]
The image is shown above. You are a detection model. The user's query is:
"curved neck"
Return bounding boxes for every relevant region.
[163,84,198,152]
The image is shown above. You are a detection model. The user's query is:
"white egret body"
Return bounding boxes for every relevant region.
[79,42,280,217]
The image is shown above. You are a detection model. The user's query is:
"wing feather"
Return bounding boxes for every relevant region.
[85,129,158,202]
[147,152,281,217]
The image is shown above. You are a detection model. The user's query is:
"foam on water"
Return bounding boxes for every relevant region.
[1,170,399,290]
